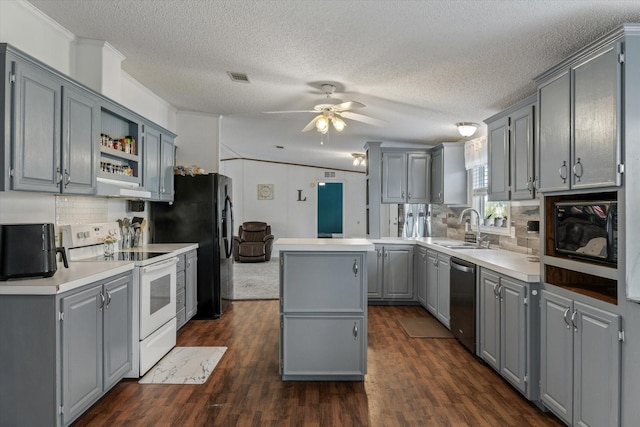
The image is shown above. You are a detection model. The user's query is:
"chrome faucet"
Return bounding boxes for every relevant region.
[458,208,484,247]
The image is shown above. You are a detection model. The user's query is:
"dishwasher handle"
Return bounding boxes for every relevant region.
[450,260,475,274]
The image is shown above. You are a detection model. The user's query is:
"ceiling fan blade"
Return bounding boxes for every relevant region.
[339,111,387,127]
[301,115,323,132]
[333,101,365,112]
[264,110,316,114]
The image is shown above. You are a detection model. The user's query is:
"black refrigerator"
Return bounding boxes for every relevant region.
[150,173,233,318]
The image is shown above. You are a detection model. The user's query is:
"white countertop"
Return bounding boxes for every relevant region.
[275,238,375,252]
[370,237,541,283]
[0,261,135,295]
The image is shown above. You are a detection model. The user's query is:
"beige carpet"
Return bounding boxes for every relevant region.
[232,258,279,300]
[397,316,454,338]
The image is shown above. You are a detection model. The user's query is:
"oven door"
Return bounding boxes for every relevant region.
[139,257,178,340]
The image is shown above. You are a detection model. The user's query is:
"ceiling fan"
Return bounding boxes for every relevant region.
[266,84,387,133]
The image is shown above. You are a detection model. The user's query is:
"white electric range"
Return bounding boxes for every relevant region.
[61,223,178,377]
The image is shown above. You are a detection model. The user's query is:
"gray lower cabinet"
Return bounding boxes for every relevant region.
[3,46,98,194]
[415,246,428,307]
[478,269,539,400]
[144,123,176,202]
[426,249,450,328]
[280,251,367,380]
[0,272,133,427]
[368,244,414,302]
[540,289,621,426]
[176,250,198,329]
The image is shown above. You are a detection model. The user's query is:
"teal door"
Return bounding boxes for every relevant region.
[317,182,343,237]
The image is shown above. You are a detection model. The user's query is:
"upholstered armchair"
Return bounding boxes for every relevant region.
[233,222,274,262]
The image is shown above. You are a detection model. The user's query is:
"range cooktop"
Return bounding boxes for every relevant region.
[84,252,168,262]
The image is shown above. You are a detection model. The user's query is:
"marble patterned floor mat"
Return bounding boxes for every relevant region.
[138,346,227,384]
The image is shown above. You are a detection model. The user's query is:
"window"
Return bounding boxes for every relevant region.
[470,163,510,234]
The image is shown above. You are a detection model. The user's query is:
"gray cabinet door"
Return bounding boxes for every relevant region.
[407,152,430,203]
[430,148,444,203]
[185,250,198,320]
[537,72,571,193]
[143,124,161,200]
[479,269,500,370]
[381,152,407,203]
[61,284,103,426]
[283,253,365,312]
[383,246,414,299]
[426,250,438,315]
[367,247,383,299]
[103,275,133,390]
[571,43,621,190]
[11,58,62,192]
[540,290,573,425]
[159,134,175,201]
[282,315,365,376]
[573,301,620,427]
[499,277,527,394]
[487,116,510,201]
[415,248,427,308]
[436,254,450,328]
[510,104,535,200]
[62,84,98,195]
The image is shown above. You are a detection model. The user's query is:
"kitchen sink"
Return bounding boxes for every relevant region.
[434,242,487,250]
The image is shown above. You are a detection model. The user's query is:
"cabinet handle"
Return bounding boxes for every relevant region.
[99,292,105,312]
[526,177,533,192]
[384,251,388,258]
[558,161,568,183]
[408,192,412,199]
[105,290,112,308]
[353,322,358,339]
[563,308,571,329]
[433,258,438,267]
[402,191,406,199]
[377,249,382,258]
[63,169,71,187]
[352,259,359,277]
[493,283,500,299]
[533,176,539,190]
[571,310,578,332]
[573,158,583,182]
[55,167,63,184]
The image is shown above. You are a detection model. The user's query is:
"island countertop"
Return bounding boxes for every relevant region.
[274,238,375,252]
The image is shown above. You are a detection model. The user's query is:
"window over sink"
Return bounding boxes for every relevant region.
[470,164,511,235]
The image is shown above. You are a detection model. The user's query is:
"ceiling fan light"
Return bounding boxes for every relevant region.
[351,153,366,167]
[456,122,479,137]
[332,117,346,132]
[315,116,329,132]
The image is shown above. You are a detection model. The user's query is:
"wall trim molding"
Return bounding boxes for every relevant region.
[221,157,366,174]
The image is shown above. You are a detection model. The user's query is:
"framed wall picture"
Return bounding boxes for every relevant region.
[258,184,274,200]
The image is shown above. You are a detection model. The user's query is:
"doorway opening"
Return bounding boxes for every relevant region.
[317,182,343,238]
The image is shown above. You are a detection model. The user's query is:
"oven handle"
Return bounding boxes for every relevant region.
[142,257,178,274]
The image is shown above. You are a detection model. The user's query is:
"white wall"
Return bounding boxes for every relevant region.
[175,112,220,173]
[221,159,366,255]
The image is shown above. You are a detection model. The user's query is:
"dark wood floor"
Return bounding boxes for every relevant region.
[73,301,563,426]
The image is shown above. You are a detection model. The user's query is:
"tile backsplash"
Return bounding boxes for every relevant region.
[431,202,540,255]
[56,196,109,225]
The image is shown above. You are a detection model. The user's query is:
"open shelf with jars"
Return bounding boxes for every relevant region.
[542,191,618,304]
[99,107,141,185]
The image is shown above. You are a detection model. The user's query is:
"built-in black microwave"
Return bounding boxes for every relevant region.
[554,201,617,265]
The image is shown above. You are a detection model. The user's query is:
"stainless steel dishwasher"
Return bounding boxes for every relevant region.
[450,257,477,353]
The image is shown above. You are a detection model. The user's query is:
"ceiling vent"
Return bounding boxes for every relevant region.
[227,71,250,83]
[324,171,336,178]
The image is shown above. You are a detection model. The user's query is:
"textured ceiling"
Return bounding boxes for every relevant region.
[26,0,640,170]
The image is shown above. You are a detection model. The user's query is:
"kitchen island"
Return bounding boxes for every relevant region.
[275,238,375,381]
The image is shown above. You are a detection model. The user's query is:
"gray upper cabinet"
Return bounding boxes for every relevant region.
[540,289,621,426]
[144,123,175,202]
[4,46,98,195]
[535,40,622,193]
[62,84,99,194]
[430,143,467,205]
[485,95,536,201]
[381,151,430,203]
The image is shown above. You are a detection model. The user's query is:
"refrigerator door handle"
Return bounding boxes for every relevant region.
[223,195,234,259]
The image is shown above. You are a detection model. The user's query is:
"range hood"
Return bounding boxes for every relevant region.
[96,176,151,199]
